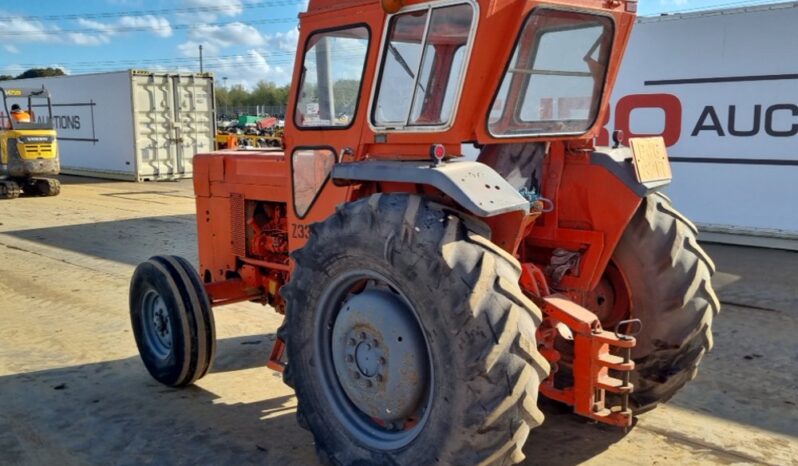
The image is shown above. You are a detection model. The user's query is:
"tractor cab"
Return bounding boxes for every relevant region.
[287,0,637,153]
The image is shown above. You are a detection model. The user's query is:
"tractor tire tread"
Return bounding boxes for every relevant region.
[149,256,207,386]
[615,194,719,410]
[130,255,215,387]
[282,194,548,466]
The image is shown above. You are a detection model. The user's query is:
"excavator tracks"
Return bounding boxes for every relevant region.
[0,180,21,199]
[28,178,62,197]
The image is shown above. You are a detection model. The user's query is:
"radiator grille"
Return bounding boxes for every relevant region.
[230,193,246,257]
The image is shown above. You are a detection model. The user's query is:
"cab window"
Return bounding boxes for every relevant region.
[292,148,336,217]
[372,3,474,129]
[295,26,370,128]
[489,9,614,137]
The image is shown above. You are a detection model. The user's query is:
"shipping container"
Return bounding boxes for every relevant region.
[609,2,798,249]
[0,70,216,181]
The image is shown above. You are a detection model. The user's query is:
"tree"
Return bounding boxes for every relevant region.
[215,81,292,114]
[15,68,66,79]
[333,79,360,116]
[0,75,14,81]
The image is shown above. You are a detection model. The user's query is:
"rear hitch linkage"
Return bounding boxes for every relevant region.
[523,265,642,427]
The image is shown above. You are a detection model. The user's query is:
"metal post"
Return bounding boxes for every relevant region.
[316,37,335,123]
[199,45,204,73]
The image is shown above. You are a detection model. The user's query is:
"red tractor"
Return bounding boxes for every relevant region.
[129,0,719,464]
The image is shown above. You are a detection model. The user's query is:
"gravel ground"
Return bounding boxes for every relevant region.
[0,176,795,465]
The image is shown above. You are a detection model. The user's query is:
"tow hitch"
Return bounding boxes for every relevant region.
[523,265,641,427]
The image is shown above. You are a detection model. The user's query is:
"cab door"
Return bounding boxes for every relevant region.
[283,19,377,251]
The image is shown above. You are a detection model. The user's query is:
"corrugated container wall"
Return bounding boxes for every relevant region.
[0,70,215,181]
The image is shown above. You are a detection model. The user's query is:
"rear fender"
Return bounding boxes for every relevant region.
[333,160,533,254]
[527,145,668,292]
[590,147,671,197]
[332,160,530,218]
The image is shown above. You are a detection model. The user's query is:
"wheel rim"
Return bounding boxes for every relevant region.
[141,290,173,359]
[314,270,432,450]
[583,261,631,330]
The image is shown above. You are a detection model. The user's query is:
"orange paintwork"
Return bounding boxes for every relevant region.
[193,0,645,426]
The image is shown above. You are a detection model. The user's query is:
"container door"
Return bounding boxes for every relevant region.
[171,74,215,177]
[132,73,180,179]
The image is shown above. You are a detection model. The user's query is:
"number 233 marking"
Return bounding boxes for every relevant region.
[291,223,311,239]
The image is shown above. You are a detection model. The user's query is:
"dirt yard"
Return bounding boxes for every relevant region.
[0,176,796,465]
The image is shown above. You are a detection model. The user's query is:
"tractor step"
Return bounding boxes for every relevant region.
[597,353,635,371]
[596,374,633,394]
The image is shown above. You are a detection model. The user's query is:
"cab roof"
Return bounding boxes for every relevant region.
[0,87,50,98]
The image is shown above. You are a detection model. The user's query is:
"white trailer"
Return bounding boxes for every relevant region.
[609,2,798,249]
[0,70,216,181]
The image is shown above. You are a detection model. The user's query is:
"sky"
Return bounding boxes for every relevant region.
[0,0,786,90]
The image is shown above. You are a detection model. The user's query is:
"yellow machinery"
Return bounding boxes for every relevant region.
[0,86,61,199]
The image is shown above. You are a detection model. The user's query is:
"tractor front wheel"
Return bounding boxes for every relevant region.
[129,255,216,387]
[281,194,549,465]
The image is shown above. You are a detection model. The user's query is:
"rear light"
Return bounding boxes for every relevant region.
[430,144,446,165]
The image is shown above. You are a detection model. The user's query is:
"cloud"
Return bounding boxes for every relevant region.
[118,15,173,38]
[0,64,25,77]
[76,18,116,36]
[176,25,300,88]
[0,15,62,44]
[71,18,115,45]
[177,22,266,58]
[66,32,112,46]
[179,0,243,22]
[265,28,299,53]
[3,44,20,54]
[190,22,265,48]
[0,11,172,46]
[75,15,173,40]
[177,40,218,57]
[207,49,292,89]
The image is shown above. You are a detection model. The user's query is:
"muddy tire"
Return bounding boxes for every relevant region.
[613,193,720,410]
[281,194,549,466]
[130,255,216,387]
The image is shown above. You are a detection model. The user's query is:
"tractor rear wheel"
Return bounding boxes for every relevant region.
[129,255,216,387]
[281,194,549,466]
[610,193,720,410]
